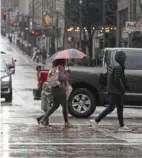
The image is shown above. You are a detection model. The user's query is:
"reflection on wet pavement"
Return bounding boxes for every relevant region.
[1,122,142,158]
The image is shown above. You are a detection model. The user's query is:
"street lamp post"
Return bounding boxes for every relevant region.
[79,0,83,51]
[102,0,106,49]
[55,9,59,50]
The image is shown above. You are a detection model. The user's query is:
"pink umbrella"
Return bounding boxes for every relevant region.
[50,49,86,61]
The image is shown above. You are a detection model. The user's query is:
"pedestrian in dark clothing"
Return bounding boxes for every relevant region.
[90,51,132,132]
[40,59,73,128]
[42,48,47,64]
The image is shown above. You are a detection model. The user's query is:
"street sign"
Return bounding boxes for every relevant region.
[43,14,52,27]
[10,12,17,21]
[125,21,142,32]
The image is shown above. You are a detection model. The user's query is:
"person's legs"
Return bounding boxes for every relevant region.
[90,94,116,130]
[116,95,124,127]
[116,95,132,131]
[60,99,68,123]
[55,88,69,124]
[95,95,116,123]
[41,97,59,123]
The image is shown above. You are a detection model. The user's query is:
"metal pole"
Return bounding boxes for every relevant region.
[116,10,120,47]
[41,0,44,49]
[32,0,35,24]
[79,0,83,50]
[102,0,106,49]
[7,9,10,37]
[51,0,55,54]
[56,12,59,50]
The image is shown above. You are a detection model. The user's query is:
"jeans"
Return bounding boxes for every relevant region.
[42,86,68,123]
[96,94,124,127]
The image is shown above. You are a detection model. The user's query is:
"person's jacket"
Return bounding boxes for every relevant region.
[107,51,128,95]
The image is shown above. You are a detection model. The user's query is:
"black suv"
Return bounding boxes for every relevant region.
[34,48,142,118]
[68,48,142,118]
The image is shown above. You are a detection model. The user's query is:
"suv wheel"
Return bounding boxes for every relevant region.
[5,88,12,103]
[68,88,96,118]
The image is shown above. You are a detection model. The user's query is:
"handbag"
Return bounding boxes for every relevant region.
[33,88,41,100]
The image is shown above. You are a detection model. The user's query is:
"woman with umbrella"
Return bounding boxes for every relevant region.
[39,49,86,128]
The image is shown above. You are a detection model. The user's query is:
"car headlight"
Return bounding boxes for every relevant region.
[2,76,10,82]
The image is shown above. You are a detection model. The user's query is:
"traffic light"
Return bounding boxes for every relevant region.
[2,11,7,20]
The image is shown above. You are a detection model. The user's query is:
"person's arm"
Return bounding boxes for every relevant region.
[121,69,129,90]
[58,66,71,81]
[113,66,124,92]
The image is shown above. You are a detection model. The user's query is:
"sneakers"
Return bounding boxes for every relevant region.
[39,120,51,127]
[90,119,100,131]
[118,126,132,132]
[65,122,73,128]
[36,118,41,125]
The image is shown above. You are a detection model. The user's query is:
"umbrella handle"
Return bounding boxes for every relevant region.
[66,60,69,69]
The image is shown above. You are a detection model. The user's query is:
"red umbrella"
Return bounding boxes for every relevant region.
[50,49,86,61]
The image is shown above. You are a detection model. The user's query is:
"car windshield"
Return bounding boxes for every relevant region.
[0,60,6,72]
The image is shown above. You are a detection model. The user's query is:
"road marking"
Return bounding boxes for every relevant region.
[0,142,141,146]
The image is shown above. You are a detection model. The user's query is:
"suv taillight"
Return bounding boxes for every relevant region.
[39,71,48,84]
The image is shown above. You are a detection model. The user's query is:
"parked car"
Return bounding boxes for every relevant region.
[34,48,142,118]
[0,58,14,102]
[1,54,16,74]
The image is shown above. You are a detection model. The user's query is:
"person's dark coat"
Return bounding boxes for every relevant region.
[107,51,128,95]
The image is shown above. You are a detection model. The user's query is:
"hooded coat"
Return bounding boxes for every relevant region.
[107,51,128,95]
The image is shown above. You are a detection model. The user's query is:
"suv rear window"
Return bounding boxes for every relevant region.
[125,50,142,70]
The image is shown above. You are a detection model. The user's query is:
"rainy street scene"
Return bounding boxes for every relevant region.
[1,0,142,157]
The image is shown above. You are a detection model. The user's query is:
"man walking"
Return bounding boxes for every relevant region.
[90,50,132,132]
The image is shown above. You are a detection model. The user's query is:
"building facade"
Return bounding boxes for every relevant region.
[27,0,65,51]
[18,0,31,16]
[1,0,19,10]
[116,0,142,47]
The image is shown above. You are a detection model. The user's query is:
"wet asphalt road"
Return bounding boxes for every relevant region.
[0,36,142,158]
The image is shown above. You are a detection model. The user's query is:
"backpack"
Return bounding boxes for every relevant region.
[47,66,60,88]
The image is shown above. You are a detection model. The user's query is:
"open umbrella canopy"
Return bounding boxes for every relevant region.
[50,49,87,61]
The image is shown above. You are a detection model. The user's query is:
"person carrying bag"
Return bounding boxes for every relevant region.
[39,59,73,128]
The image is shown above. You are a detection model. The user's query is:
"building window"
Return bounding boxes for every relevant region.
[136,0,142,20]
